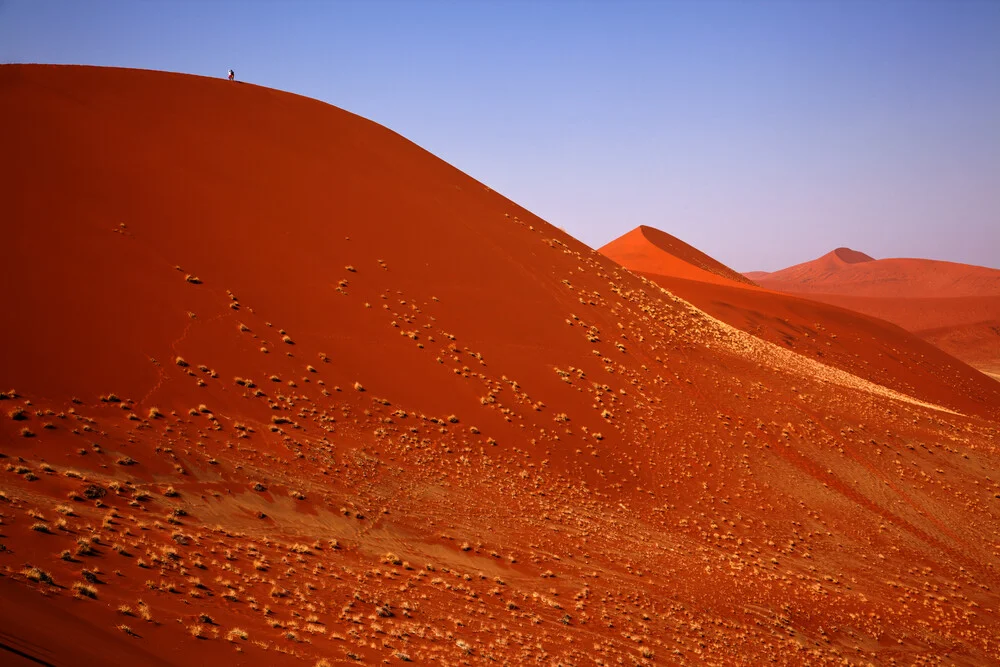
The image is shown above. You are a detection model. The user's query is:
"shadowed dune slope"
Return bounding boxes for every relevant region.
[3,65,1000,666]
[803,294,1000,375]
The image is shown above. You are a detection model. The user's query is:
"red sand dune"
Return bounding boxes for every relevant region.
[752,248,1000,298]
[744,247,875,283]
[599,225,757,287]
[3,65,1000,666]
[750,249,1000,373]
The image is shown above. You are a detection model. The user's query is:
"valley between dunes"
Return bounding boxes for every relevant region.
[2,65,1000,666]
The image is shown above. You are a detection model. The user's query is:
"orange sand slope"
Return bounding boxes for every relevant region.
[646,273,1000,409]
[750,249,1000,373]
[600,225,757,288]
[3,65,1000,666]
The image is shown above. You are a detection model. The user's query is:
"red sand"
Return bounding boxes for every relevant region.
[3,65,1000,666]
[640,274,1000,416]
[600,225,758,288]
[750,249,1000,373]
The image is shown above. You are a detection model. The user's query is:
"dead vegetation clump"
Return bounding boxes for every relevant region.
[73,582,98,599]
[23,565,53,584]
[76,537,96,556]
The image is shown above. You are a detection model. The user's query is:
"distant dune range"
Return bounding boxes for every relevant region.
[3,65,1000,666]
[745,249,1000,375]
[601,227,1000,410]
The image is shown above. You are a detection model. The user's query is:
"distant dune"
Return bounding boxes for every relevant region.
[3,65,1000,666]
[751,248,1000,298]
[749,248,1000,373]
[600,225,757,287]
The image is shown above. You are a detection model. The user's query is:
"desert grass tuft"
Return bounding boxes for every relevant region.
[226,627,248,642]
[73,582,98,599]
[23,566,53,584]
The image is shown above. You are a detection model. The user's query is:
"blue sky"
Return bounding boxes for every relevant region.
[2,0,998,271]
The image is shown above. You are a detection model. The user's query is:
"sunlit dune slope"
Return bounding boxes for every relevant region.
[3,65,1000,666]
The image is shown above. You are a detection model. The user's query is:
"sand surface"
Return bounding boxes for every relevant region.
[3,65,1000,666]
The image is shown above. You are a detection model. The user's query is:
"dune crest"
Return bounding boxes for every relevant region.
[600,225,757,287]
[832,247,875,264]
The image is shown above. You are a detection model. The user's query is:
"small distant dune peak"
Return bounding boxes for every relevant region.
[757,244,1000,299]
[832,247,875,264]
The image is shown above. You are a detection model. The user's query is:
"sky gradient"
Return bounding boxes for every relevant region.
[2,0,998,271]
